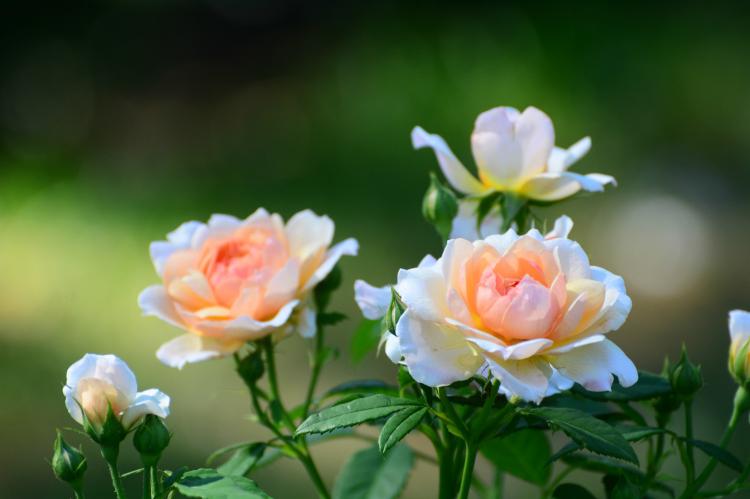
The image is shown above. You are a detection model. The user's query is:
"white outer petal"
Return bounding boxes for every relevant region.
[729,310,750,343]
[396,263,448,322]
[302,237,359,292]
[138,285,185,329]
[548,136,591,172]
[384,333,402,364]
[65,354,138,402]
[156,334,245,369]
[487,357,549,403]
[412,126,486,195]
[545,215,574,240]
[121,388,171,429]
[354,280,391,320]
[297,305,317,338]
[397,311,483,386]
[550,339,638,391]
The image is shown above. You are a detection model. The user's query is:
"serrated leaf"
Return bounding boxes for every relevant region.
[322,380,399,401]
[573,371,671,402]
[333,444,414,499]
[351,319,384,363]
[552,483,597,499]
[296,395,423,436]
[217,443,266,477]
[562,452,644,479]
[688,439,743,472]
[522,407,638,464]
[378,407,427,454]
[615,425,667,442]
[173,468,271,498]
[480,429,551,485]
[547,441,581,465]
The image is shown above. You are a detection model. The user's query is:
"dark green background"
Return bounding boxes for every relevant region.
[2,1,750,497]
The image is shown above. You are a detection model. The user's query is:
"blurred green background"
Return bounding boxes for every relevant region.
[2,1,750,497]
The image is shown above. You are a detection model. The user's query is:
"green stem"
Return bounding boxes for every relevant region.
[298,452,330,499]
[682,386,750,498]
[142,464,152,499]
[261,338,297,431]
[457,442,478,499]
[150,466,159,498]
[101,445,127,499]
[302,327,325,419]
[438,430,456,499]
[71,481,86,499]
[685,400,696,485]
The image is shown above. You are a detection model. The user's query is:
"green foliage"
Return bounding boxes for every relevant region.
[314,265,342,311]
[322,380,400,400]
[572,371,671,402]
[688,439,743,472]
[479,429,551,485]
[552,483,597,499]
[235,350,264,388]
[333,444,414,499]
[422,172,458,241]
[378,406,427,454]
[521,407,638,464]
[351,319,384,363]
[217,443,267,477]
[296,395,423,436]
[172,468,270,498]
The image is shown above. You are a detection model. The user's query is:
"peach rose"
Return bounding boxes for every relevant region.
[412,106,615,202]
[380,225,635,402]
[139,209,358,368]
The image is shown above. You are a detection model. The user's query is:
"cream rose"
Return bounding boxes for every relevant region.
[412,106,615,202]
[139,208,358,368]
[360,224,635,403]
[355,216,575,367]
[63,354,170,430]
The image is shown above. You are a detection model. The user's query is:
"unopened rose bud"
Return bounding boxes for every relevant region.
[728,310,750,388]
[653,357,681,416]
[63,354,170,445]
[52,432,87,485]
[134,415,171,465]
[384,288,406,335]
[422,173,458,241]
[669,346,702,401]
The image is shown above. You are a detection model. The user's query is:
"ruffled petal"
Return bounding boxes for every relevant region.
[121,388,171,429]
[412,126,487,195]
[65,354,138,402]
[472,107,554,186]
[156,334,245,369]
[301,237,359,292]
[550,339,637,391]
[149,221,204,276]
[354,280,391,320]
[138,285,186,329]
[397,311,483,386]
[190,299,300,340]
[286,210,335,262]
[547,137,591,172]
[486,356,549,403]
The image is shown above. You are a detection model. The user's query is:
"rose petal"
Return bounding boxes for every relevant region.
[412,126,487,195]
[397,311,483,386]
[156,334,245,369]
